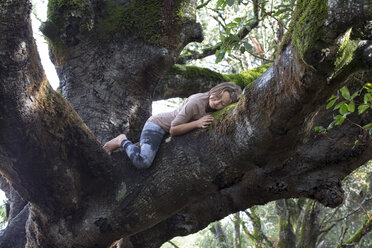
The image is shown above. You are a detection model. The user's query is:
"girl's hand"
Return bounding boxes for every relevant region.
[197,115,214,128]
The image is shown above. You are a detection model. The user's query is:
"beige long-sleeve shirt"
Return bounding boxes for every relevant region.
[148,92,211,133]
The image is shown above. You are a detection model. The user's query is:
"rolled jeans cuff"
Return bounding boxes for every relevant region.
[121,140,132,150]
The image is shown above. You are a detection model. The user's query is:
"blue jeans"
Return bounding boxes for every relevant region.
[121,121,166,169]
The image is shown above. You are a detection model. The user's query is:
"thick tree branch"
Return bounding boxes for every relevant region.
[153,63,270,100]
[1,1,372,247]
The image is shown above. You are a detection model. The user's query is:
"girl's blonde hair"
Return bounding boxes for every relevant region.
[208,82,242,103]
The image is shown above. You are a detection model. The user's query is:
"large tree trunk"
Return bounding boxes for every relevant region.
[1,0,372,247]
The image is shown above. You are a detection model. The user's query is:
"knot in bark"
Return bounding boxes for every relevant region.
[313,183,344,208]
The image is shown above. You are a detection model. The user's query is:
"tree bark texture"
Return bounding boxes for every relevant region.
[1,0,372,247]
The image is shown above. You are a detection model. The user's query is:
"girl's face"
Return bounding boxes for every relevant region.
[209,91,232,110]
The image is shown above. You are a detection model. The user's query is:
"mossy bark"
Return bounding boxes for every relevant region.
[40,0,203,142]
[154,63,270,100]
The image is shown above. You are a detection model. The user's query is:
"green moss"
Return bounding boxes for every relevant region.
[175,0,195,24]
[97,0,163,44]
[45,0,195,49]
[48,0,87,19]
[45,36,68,66]
[279,0,328,59]
[334,28,359,75]
[169,63,271,89]
[44,0,90,61]
[210,103,237,120]
[168,64,226,81]
[47,0,89,31]
[224,63,271,89]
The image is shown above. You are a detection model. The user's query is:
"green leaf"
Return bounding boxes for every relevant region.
[240,46,245,53]
[326,99,337,109]
[226,23,237,28]
[339,103,349,115]
[216,0,226,8]
[314,126,325,132]
[244,42,254,52]
[369,128,372,135]
[278,14,290,22]
[358,104,369,114]
[334,101,344,110]
[334,115,346,126]
[328,94,337,101]
[215,47,227,63]
[348,101,355,112]
[350,90,360,99]
[234,17,242,23]
[327,120,336,130]
[226,46,232,55]
[244,25,251,32]
[226,28,231,35]
[340,86,350,100]
[230,34,240,41]
[227,0,235,6]
[272,10,286,17]
[363,123,372,129]
[364,93,372,103]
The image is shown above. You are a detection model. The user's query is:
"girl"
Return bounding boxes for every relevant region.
[103,82,242,169]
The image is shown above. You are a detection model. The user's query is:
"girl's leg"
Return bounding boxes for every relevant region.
[103,134,127,155]
[121,121,166,169]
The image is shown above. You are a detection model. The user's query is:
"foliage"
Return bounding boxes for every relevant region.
[96,0,163,44]
[0,200,7,230]
[182,0,294,73]
[314,77,372,144]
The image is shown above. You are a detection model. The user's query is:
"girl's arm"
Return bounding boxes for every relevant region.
[170,115,214,136]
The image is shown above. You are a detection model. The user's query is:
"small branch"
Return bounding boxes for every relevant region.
[197,0,212,9]
[338,226,348,247]
[319,206,341,229]
[245,49,274,62]
[177,1,262,64]
[249,0,288,31]
[244,209,274,247]
[319,197,372,236]
[341,216,372,246]
[167,240,180,248]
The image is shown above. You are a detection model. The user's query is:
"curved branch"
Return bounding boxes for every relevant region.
[154,63,270,100]
[0,204,28,248]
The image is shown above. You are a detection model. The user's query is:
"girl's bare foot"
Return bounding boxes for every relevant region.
[103,134,127,155]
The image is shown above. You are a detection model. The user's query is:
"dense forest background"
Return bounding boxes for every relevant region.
[0,0,371,247]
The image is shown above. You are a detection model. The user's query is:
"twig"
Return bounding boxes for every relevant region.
[338,226,348,247]
[197,0,212,9]
[320,197,372,235]
[167,240,180,248]
[245,49,274,62]
[249,0,288,31]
